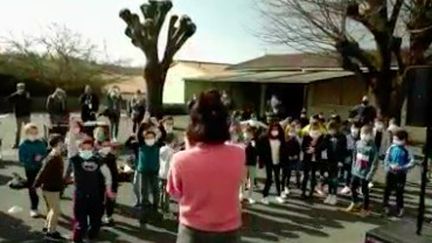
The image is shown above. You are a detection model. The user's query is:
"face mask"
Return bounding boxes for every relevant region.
[375,123,384,131]
[393,138,405,146]
[351,129,359,138]
[309,130,321,139]
[28,135,38,142]
[328,130,337,136]
[79,150,94,160]
[360,133,372,142]
[72,127,81,135]
[288,131,297,137]
[270,130,279,138]
[17,89,25,94]
[145,139,156,146]
[99,147,112,156]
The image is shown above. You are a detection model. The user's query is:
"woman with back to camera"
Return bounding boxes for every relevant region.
[167,90,245,243]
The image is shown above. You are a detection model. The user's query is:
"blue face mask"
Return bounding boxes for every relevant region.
[79,150,94,160]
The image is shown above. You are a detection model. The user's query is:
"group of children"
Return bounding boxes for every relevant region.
[231,113,416,218]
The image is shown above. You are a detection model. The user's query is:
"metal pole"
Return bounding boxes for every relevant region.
[417,126,430,235]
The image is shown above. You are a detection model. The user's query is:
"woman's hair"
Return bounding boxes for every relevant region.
[24,123,38,134]
[186,90,230,144]
[267,122,285,141]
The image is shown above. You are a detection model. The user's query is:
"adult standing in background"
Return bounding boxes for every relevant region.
[221,90,234,111]
[128,89,146,133]
[105,85,123,142]
[79,85,99,123]
[46,88,68,126]
[8,83,32,149]
[168,90,245,243]
[350,95,377,126]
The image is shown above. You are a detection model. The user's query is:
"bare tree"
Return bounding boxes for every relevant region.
[258,0,432,118]
[119,0,196,117]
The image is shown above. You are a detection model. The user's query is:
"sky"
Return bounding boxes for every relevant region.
[0,0,291,66]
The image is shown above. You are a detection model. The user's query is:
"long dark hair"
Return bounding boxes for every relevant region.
[186,90,230,145]
[267,122,285,142]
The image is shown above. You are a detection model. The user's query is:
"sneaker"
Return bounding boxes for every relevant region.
[103,217,115,227]
[30,210,39,218]
[383,206,391,216]
[112,138,118,143]
[45,231,66,241]
[248,198,256,205]
[368,182,374,189]
[316,188,325,197]
[340,186,351,195]
[284,187,290,196]
[324,195,331,204]
[397,208,404,218]
[261,197,270,205]
[276,196,285,204]
[329,195,338,206]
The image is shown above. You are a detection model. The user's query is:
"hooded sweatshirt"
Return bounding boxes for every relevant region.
[19,139,48,171]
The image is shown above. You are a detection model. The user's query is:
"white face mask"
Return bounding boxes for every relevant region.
[288,131,297,137]
[164,125,174,133]
[28,135,38,142]
[328,130,337,136]
[145,139,156,146]
[360,133,372,142]
[393,137,405,146]
[99,147,112,156]
[79,150,94,160]
[375,123,384,131]
[270,130,279,138]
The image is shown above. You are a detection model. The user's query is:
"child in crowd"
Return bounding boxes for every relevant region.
[125,133,141,207]
[323,121,347,205]
[243,126,259,204]
[301,122,325,199]
[19,123,48,218]
[161,116,175,137]
[346,125,378,217]
[383,129,415,217]
[281,124,301,198]
[69,139,114,243]
[159,133,177,218]
[33,134,65,241]
[137,126,162,224]
[258,123,288,204]
[340,122,361,195]
[94,126,119,226]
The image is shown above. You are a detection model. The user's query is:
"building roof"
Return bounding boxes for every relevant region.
[228,53,342,71]
[185,70,355,84]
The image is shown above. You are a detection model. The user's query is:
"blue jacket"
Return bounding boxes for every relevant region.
[19,139,48,171]
[384,144,415,174]
[137,144,160,173]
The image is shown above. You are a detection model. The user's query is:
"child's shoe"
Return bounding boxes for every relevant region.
[397,208,404,218]
[261,197,270,205]
[329,195,338,206]
[276,196,285,204]
[248,198,256,205]
[340,186,351,195]
[324,195,331,204]
[359,209,372,217]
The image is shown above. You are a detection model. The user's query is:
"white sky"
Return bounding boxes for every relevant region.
[0,0,291,66]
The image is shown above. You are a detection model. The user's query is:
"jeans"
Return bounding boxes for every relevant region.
[302,161,318,197]
[177,224,240,243]
[281,160,300,190]
[383,172,407,210]
[351,176,370,210]
[160,179,170,213]
[109,113,120,140]
[15,116,30,147]
[262,164,281,197]
[133,170,141,205]
[42,191,61,233]
[25,169,39,210]
[140,172,160,221]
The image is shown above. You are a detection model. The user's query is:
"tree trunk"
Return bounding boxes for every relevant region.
[144,63,165,119]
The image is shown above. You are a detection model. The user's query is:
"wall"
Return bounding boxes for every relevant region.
[307,76,367,118]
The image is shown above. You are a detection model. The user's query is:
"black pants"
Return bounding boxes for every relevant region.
[262,164,281,197]
[383,172,407,210]
[132,115,144,133]
[109,113,120,139]
[327,163,339,195]
[302,161,318,197]
[73,193,104,241]
[105,195,116,218]
[177,224,240,243]
[281,160,300,190]
[342,161,353,187]
[25,169,40,210]
[351,176,370,210]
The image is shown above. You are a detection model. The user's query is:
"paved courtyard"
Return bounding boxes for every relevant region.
[0,114,431,242]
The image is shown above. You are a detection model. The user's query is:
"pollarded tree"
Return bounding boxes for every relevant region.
[119,0,196,117]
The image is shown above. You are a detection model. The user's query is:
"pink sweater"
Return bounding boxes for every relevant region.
[167,143,245,232]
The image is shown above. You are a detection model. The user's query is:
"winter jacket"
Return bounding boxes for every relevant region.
[8,92,31,117]
[351,140,378,181]
[34,153,64,192]
[19,139,48,171]
[128,96,146,120]
[257,137,288,168]
[384,144,415,174]
[107,94,123,116]
[79,93,99,121]
[323,133,347,163]
[245,140,258,166]
[46,95,67,116]
[301,135,325,163]
[286,137,301,162]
